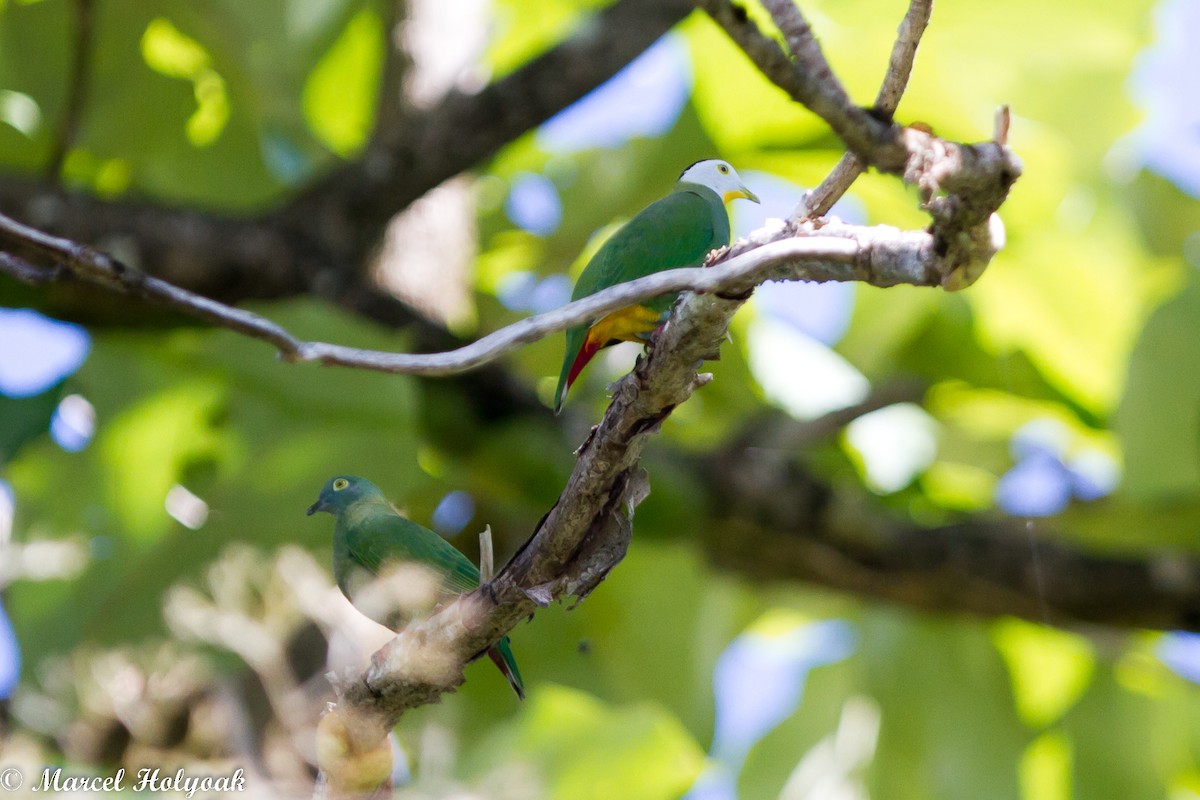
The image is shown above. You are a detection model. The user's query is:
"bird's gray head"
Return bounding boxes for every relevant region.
[678,159,760,204]
[306,475,383,516]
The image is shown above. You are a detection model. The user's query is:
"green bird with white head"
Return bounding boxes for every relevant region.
[554,159,759,412]
[307,475,524,699]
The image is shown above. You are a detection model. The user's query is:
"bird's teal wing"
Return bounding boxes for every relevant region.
[487,638,525,699]
[345,512,482,596]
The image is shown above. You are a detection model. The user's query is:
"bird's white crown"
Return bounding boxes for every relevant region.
[678,159,759,203]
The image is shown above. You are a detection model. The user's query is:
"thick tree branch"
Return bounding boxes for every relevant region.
[693,418,1200,631]
[0,213,310,352]
[367,0,413,144]
[0,180,317,305]
[705,513,1200,632]
[309,0,699,228]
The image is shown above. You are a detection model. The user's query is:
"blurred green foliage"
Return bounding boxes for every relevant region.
[3,0,1200,796]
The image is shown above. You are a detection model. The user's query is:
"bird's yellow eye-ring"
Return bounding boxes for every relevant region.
[718,164,729,174]
[333,478,349,491]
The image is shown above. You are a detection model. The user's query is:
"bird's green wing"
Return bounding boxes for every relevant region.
[570,187,728,302]
[345,512,482,597]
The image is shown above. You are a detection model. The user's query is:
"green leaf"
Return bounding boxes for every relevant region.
[0,387,61,464]
[508,684,706,800]
[967,215,1155,415]
[0,0,72,169]
[861,610,1026,800]
[1019,732,1073,800]
[302,6,383,157]
[1066,660,1183,800]
[486,0,606,77]
[97,379,230,540]
[992,618,1095,729]
[1116,274,1200,500]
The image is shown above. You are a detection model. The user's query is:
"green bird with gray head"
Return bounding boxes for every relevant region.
[307,475,524,699]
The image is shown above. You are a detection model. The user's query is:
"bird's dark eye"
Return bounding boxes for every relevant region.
[718,164,729,174]
[333,478,349,491]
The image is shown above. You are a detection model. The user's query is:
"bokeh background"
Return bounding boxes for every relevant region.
[2,0,1200,797]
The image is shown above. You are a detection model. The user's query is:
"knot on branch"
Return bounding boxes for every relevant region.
[890,122,1021,290]
[560,467,650,604]
[903,128,1022,230]
[937,213,1007,291]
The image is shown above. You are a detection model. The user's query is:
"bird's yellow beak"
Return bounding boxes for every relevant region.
[724,186,760,204]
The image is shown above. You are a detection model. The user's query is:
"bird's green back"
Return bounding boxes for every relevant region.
[569,184,730,303]
[333,499,481,600]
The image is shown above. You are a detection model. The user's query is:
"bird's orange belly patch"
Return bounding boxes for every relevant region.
[564,304,668,397]
[585,304,666,348]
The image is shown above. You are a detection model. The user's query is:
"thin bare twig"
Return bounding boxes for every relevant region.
[479,526,494,585]
[0,211,307,351]
[0,252,60,285]
[3,207,995,379]
[760,0,864,144]
[875,0,932,113]
[45,0,95,180]
[803,0,933,217]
